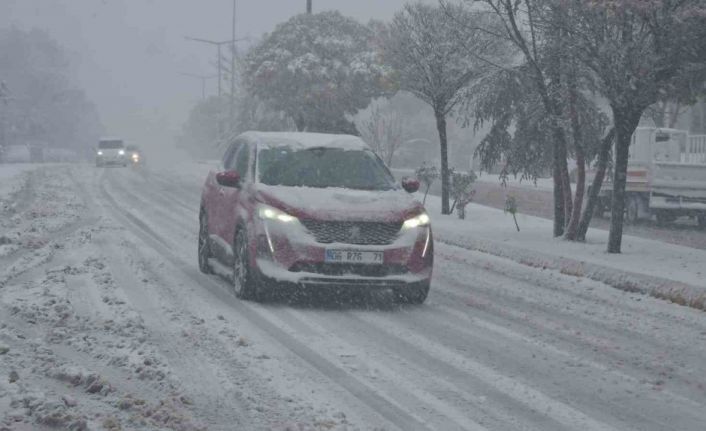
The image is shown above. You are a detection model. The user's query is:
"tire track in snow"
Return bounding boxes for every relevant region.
[431,260,706,405]
[91,235,253,430]
[97,170,431,431]
[432,248,706,370]
[107,169,612,430]
[0,166,99,285]
[260,305,490,431]
[99,165,706,430]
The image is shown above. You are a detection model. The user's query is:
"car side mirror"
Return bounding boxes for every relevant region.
[216,170,241,188]
[402,177,420,193]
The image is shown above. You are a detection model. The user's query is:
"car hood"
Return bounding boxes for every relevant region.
[256,184,423,222]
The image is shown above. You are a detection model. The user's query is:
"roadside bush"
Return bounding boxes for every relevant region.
[504,195,520,231]
[449,170,477,219]
[415,164,440,205]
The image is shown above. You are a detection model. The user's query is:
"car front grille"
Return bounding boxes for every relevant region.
[300,220,402,245]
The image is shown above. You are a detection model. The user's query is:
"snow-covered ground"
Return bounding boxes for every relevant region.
[0,163,41,207]
[1,162,705,430]
[424,198,706,305]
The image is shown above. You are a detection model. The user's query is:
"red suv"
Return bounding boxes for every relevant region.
[198,132,433,303]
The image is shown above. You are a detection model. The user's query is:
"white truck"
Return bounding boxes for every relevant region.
[596,127,706,229]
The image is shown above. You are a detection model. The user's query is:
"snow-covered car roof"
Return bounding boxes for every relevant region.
[242,131,369,151]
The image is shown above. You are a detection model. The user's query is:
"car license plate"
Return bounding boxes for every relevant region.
[325,250,383,264]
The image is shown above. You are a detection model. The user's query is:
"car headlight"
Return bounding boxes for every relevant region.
[97,151,103,156]
[258,204,297,223]
[118,150,125,155]
[403,212,430,229]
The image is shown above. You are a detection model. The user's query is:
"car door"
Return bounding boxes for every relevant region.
[205,140,238,235]
[215,141,251,254]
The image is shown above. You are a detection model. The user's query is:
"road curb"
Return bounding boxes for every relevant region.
[437,236,706,312]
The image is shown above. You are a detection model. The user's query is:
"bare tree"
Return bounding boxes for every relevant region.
[352,98,405,167]
[382,3,500,214]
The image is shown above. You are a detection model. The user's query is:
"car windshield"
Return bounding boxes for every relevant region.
[258,146,395,190]
[99,140,124,149]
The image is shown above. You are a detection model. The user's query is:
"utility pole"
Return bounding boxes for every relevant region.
[0,81,10,155]
[229,0,237,131]
[307,0,312,14]
[185,0,248,140]
[184,37,232,98]
[180,73,217,100]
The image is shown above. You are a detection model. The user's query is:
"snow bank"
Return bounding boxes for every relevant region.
[425,196,706,310]
[0,163,38,199]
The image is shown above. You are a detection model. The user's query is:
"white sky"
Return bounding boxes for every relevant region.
[0,0,432,149]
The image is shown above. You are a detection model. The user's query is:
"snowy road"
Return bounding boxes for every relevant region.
[2,163,706,430]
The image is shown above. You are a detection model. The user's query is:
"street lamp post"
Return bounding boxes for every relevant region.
[185,0,248,138]
[184,37,232,98]
[180,73,217,100]
[0,81,10,155]
[230,0,237,129]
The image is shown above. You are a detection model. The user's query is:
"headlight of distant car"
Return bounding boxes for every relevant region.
[403,212,430,229]
[118,150,125,155]
[97,151,103,156]
[258,204,297,223]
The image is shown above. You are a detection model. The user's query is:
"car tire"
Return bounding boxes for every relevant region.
[698,214,706,230]
[232,229,258,300]
[656,211,677,226]
[394,281,430,305]
[624,194,640,224]
[198,210,213,274]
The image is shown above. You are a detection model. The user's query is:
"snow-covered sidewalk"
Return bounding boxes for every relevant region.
[425,197,706,310]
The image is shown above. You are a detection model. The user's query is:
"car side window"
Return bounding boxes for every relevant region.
[233,144,251,181]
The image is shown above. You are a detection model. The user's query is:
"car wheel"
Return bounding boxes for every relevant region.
[698,214,706,230]
[232,229,258,300]
[656,211,677,226]
[198,210,213,274]
[394,281,430,305]
[624,194,640,224]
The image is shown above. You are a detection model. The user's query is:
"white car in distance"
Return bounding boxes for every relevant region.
[96,138,128,167]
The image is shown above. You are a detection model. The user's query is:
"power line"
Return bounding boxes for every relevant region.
[184,36,247,98]
[180,73,218,100]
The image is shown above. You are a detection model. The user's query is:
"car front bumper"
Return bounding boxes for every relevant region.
[251,219,433,289]
[96,155,127,165]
